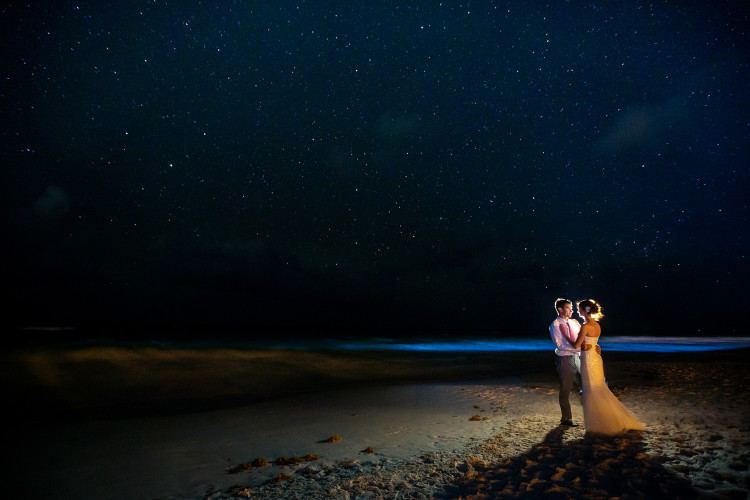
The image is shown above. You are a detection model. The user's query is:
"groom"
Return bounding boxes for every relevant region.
[550,298,585,427]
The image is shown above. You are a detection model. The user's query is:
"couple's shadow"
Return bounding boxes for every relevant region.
[445,425,708,499]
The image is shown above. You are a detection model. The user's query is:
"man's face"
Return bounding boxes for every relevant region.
[558,303,573,319]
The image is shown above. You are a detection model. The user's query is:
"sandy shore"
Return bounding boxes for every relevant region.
[4,346,750,499]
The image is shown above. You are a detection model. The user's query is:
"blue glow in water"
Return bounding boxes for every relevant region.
[327,337,750,353]
[45,332,749,354]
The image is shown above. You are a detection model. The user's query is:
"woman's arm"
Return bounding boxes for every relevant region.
[572,323,587,349]
[560,323,576,346]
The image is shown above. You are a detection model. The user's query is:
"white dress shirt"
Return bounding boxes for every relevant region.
[550,317,581,356]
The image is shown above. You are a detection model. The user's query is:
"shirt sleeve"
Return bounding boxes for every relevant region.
[550,320,566,350]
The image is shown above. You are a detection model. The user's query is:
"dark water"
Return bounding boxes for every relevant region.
[235,335,750,353]
[15,326,750,353]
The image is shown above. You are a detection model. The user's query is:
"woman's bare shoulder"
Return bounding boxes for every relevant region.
[581,322,601,337]
[589,322,602,336]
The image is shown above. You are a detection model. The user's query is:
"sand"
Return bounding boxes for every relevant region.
[4,346,750,499]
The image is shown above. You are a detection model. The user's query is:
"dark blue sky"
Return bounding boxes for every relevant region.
[3,1,748,336]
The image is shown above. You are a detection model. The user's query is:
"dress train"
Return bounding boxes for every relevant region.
[581,337,644,434]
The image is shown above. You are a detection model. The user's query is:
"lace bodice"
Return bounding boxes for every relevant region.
[584,336,599,346]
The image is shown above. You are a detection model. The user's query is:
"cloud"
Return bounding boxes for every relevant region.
[375,111,419,141]
[599,107,658,151]
[34,185,70,219]
[597,96,691,154]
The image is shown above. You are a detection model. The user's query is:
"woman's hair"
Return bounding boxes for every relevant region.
[577,299,604,321]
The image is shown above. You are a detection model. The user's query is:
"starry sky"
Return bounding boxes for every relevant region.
[3,1,748,338]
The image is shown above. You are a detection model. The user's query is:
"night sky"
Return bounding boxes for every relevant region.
[3,2,748,337]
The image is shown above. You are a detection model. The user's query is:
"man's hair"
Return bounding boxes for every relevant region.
[555,298,571,312]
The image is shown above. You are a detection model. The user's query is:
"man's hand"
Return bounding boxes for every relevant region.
[595,345,601,355]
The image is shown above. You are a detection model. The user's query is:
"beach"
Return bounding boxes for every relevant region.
[4,344,750,499]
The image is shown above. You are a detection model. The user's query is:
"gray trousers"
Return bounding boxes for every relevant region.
[556,355,582,421]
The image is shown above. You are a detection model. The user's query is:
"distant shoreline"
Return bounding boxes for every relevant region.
[9,323,744,348]
[7,331,750,353]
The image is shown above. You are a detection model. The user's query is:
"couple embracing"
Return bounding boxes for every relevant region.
[550,298,644,434]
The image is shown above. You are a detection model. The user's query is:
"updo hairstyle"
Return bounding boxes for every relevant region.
[576,299,604,321]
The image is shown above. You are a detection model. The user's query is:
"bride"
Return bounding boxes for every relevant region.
[573,299,644,434]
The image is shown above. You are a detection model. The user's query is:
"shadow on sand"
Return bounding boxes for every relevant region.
[445,426,712,499]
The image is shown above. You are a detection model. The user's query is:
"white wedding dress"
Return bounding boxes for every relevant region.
[581,336,644,434]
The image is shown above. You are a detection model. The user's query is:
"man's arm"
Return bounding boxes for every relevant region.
[549,322,565,350]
